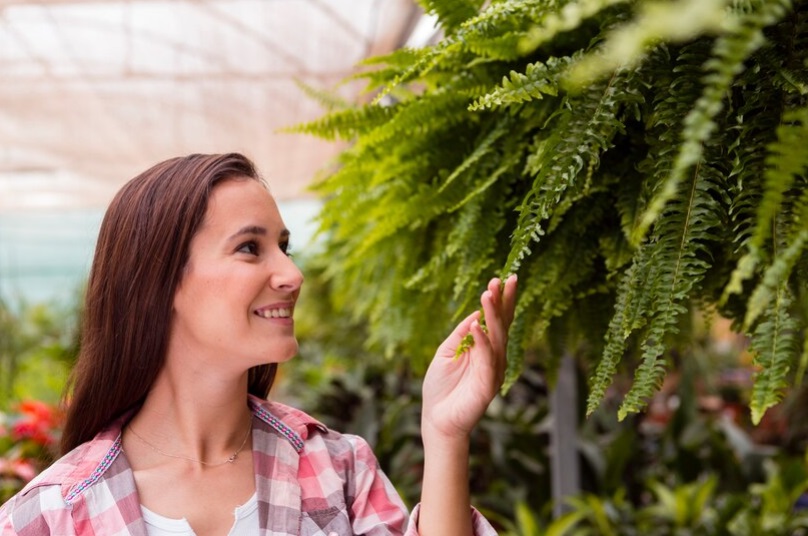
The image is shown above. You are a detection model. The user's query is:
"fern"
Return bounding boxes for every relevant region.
[748,285,799,424]
[418,0,486,34]
[744,230,808,328]
[564,0,729,85]
[723,105,808,302]
[632,0,792,244]
[621,144,725,418]
[294,0,808,421]
[469,56,572,111]
[438,115,514,193]
[797,330,808,385]
[518,0,633,55]
[506,68,637,275]
[372,0,561,103]
[588,218,672,413]
[284,105,395,141]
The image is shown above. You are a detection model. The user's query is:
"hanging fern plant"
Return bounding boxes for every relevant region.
[290,0,808,424]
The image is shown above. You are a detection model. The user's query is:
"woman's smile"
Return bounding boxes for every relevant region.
[253,305,293,319]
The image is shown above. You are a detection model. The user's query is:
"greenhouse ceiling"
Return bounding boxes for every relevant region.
[0,0,431,211]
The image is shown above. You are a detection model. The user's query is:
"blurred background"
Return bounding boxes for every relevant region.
[0,0,433,304]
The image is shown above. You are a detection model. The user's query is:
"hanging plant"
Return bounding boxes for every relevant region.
[290,0,808,423]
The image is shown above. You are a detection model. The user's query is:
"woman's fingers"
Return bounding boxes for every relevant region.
[469,317,502,389]
[439,274,518,363]
[502,274,518,327]
[481,277,512,352]
[479,274,517,373]
[438,310,481,359]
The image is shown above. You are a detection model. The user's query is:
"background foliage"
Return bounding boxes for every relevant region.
[292,0,808,423]
[0,298,76,502]
[284,261,808,533]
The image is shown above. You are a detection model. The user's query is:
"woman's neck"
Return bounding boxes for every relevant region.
[127,362,254,468]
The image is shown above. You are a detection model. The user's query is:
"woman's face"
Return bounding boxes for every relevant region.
[169,178,304,372]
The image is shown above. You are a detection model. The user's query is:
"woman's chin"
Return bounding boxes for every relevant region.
[258,342,299,364]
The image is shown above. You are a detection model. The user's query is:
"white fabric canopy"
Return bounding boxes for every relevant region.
[0,0,427,210]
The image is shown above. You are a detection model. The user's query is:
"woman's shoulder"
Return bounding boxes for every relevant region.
[0,442,106,535]
[0,421,124,522]
[249,396,376,459]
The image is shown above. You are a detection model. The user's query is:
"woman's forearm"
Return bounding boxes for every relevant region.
[417,426,473,536]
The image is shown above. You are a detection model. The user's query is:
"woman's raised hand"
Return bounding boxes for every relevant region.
[421,275,518,443]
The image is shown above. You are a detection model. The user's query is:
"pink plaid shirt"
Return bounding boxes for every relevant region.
[0,396,496,535]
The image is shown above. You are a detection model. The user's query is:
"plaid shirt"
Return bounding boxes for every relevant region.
[0,396,496,535]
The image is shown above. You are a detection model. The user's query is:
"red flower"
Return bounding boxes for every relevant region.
[10,400,61,446]
[18,400,56,425]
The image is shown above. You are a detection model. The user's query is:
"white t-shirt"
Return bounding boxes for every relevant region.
[140,494,259,536]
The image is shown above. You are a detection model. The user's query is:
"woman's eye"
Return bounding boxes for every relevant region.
[280,241,293,257]
[237,241,259,255]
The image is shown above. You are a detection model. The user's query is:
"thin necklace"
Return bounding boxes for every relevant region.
[127,420,252,467]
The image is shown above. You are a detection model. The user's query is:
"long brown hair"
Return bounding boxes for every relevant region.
[61,153,276,454]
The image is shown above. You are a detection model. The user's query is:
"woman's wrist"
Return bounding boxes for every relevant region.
[420,419,472,455]
[419,421,473,536]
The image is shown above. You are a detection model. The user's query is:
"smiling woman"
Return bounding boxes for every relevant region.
[0,153,517,536]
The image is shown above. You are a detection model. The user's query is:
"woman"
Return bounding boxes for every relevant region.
[0,153,518,535]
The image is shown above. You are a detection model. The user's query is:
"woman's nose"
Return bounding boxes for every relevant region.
[271,253,304,291]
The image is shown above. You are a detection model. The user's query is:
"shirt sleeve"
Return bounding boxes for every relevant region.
[0,504,17,536]
[403,504,499,536]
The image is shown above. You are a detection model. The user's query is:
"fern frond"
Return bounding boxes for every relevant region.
[439,115,513,193]
[749,106,808,250]
[505,68,638,275]
[530,199,607,336]
[464,31,532,60]
[796,333,808,386]
[748,285,798,425]
[518,0,632,55]
[358,88,476,150]
[632,0,792,244]
[618,137,726,419]
[371,43,464,104]
[448,145,524,212]
[418,0,485,34]
[502,304,529,393]
[293,79,350,111]
[586,246,652,415]
[284,105,395,141]
[449,186,515,305]
[349,47,428,93]
[373,0,549,103]
[723,105,808,301]
[469,56,573,111]
[565,0,728,86]
[744,230,808,329]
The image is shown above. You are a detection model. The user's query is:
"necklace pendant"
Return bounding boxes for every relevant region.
[227,454,237,463]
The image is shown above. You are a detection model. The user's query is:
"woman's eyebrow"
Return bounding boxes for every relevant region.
[228,225,266,241]
[227,226,291,241]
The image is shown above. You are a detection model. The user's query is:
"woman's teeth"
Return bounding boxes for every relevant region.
[257,308,291,318]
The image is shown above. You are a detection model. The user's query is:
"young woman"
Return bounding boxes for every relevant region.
[0,153,517,536]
